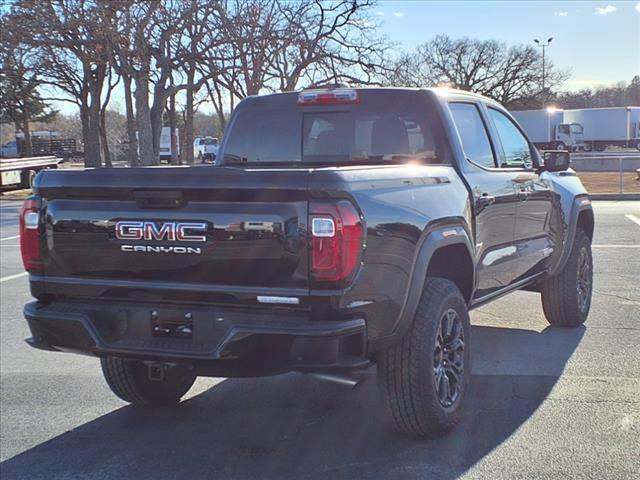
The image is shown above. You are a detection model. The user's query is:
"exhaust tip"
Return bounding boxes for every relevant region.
[309,373,362,389]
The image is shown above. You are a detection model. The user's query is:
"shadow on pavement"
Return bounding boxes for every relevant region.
[0,324,585,480]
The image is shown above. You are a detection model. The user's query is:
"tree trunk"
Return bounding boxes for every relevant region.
[100,109,112,167]
[184,68,195,165]
[80,104,89,163]
[83,64,105,168]
[169,92,179,165]
[21,111,33,157]
[123,74,139,166]
[84,101,103,168]
[134,76,156,166]
[150,70,171,163]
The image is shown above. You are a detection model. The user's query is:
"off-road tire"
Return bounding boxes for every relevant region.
[101,356,197,406]
[540,228,593,327]
[378,278,471,436]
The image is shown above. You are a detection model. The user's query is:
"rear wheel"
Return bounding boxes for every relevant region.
[21,169,36,189]
[378,278,471,436]
[540,228,592,327]
[101,356,196,406]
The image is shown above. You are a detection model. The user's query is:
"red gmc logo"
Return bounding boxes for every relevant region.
[115,221,207,242]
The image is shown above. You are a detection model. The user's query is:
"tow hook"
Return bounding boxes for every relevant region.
[144,361,176,381]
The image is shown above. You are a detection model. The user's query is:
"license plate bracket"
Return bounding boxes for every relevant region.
[151,311,194,339]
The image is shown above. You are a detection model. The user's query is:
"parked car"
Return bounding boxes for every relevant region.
[20,87,593,437]
[194,136,219,163]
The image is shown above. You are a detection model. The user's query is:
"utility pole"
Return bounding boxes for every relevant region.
[534,37,553,108]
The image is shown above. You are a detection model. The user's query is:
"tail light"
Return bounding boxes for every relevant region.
[309,200,363,286]
[20,197,42,273]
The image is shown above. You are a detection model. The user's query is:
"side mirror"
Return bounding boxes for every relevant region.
[542,150,570,172]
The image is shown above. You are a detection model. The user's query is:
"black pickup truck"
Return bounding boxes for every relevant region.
[20,87,594,436]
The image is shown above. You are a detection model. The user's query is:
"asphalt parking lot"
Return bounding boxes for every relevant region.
[0,200,638,480]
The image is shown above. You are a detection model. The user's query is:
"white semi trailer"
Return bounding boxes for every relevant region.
[563,107,640,151]
[511,109,584,151]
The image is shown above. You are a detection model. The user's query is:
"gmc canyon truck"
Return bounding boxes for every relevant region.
[20,87,594,437]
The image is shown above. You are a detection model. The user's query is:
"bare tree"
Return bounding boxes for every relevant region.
[197,0,390,131]
[101,0,215,165]
[273,0,392,89]
[391,35,568,108]
[4,0,393,167]
[11,0,111,167]
[0,20,56,156]
[171,0,221,164]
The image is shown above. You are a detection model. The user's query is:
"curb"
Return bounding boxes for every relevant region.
[590,193,640,201]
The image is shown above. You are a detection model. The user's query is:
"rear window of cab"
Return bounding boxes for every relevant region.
[221,90,452,166]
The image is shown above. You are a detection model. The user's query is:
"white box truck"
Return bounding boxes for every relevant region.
[511,109,585,151]
[563,107,640,151]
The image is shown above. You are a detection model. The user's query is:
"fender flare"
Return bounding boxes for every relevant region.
[373,219,474,350]
[549,195,593,276]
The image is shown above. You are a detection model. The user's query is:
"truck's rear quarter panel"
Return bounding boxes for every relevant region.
[309,164,471,344]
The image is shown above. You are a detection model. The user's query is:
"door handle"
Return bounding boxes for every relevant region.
[476,194,495,209]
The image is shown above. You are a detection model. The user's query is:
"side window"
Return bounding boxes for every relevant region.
[488,108,533,169]
[558,125,570,135]
[449,103,495,168]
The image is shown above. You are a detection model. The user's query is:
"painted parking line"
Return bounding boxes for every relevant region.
[0,235,20,242]
[592,245,640,248]
[625,215,640,227]
[0,272,27,283]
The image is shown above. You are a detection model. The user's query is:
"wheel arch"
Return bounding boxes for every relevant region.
[374,220,475,351]
[577,208,594,241]
[426,244,474,304]
[549,195,594,276]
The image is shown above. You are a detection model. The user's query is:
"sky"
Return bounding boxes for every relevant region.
[375,1,640,91]
[39,1,640,116]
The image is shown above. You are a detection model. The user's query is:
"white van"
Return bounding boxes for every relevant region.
[159,127,179,162]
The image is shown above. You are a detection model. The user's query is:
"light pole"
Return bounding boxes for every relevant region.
[534,37,553,108]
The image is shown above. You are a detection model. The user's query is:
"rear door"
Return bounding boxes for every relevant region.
[448,102,520,300]
[485,107,556,281]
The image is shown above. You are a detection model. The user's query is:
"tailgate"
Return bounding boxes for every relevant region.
[37,166,310,294]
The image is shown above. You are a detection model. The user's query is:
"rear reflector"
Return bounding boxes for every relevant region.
[298,89,359,106]
[20,197,42,273]
[309,200,362,286]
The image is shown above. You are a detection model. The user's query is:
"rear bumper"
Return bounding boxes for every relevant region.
[23,301,369,376]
